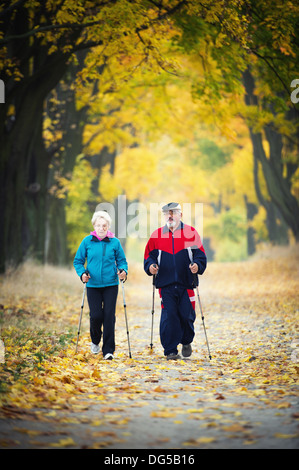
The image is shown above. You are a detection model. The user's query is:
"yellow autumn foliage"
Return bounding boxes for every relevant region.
[99,147,160,202]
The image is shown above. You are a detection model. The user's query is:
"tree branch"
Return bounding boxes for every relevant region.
[137,0,189,33]
[250,48,295,102]
[0,0,188,48]
[0,0,27,19]
[0,20,103,46]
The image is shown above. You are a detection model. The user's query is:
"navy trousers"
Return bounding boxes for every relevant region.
[87,285,118,356]
[159,284,196,356]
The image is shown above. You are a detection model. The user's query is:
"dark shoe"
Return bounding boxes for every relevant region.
[104,353,114,360]
[182,344,192,357]
[166,353,181,360]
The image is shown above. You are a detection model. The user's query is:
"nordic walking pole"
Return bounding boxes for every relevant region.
[150,270,156,350]
[191,263,212,360]
[119,270,132,358]
[75,272,88,354]
[194,284,212,360]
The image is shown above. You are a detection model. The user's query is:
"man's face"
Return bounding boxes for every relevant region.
[163,209,182,230]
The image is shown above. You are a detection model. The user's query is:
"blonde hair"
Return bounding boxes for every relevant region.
[91,210,112,228]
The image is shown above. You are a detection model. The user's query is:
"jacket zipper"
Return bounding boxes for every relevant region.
[172,232,178,284]
[100,241,108,284]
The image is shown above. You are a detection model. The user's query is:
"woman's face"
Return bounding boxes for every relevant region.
[94,217,108,239]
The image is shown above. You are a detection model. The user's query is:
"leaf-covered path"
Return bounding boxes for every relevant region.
[0,246,298,449]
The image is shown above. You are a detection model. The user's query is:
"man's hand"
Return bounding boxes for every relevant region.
[189,263,198,274]
[149,264,159,275]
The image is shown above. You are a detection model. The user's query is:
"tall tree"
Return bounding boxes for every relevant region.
[45,55,90,265]
[171,0,299,241]
[0,0,188,271]
[243,68,295,242]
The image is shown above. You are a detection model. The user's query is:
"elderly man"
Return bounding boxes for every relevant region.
[144,202,207,360]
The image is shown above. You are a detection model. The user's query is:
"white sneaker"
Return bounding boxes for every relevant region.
[104,353,114,360]
[91,343,100,354]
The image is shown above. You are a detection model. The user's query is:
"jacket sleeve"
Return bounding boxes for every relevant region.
[115,240,128,274]
[193,246,207,275]
[144,234,159,276]
[73,238,88,279]
[191,229,207,275]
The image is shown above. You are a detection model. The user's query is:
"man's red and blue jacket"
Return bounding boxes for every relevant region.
[144,222,207,289]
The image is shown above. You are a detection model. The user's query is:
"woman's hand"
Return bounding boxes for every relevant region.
[82,272,90,283]
[118,269,127,282]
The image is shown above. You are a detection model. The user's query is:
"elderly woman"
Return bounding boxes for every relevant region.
[74,210,128,360]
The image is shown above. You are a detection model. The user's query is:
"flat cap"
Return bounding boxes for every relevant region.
[161,202,182,212]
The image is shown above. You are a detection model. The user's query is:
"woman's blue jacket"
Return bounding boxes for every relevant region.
[73,234,128,288]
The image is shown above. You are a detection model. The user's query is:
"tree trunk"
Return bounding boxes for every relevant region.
[45,60,89,265]
[0,53,70,272]
[0,87,49,269]
[252,137,289,245]
[244,195,258,255]
[243,68,299,241]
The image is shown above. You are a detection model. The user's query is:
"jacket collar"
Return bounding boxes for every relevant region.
[90,230,115,242]
[163,221,184,234]
[91,235,110,242]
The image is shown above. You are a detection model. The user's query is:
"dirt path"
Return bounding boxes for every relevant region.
[0,251,298,450]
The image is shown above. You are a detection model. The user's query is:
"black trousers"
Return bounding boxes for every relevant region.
[160,284,195,356]
[87,285,118,356]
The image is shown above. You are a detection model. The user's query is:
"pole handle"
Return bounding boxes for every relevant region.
[191,262,199,287]
[118,268,127,283]
[152,264,158,286]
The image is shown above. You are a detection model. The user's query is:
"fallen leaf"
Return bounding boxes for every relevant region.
[153,386,167,393]
[151,410,176,418]
[215,393,225,400]
[183,436,216,446]
[50,437,76,447]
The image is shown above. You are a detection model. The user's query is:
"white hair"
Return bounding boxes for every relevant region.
[91,210,112,227]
